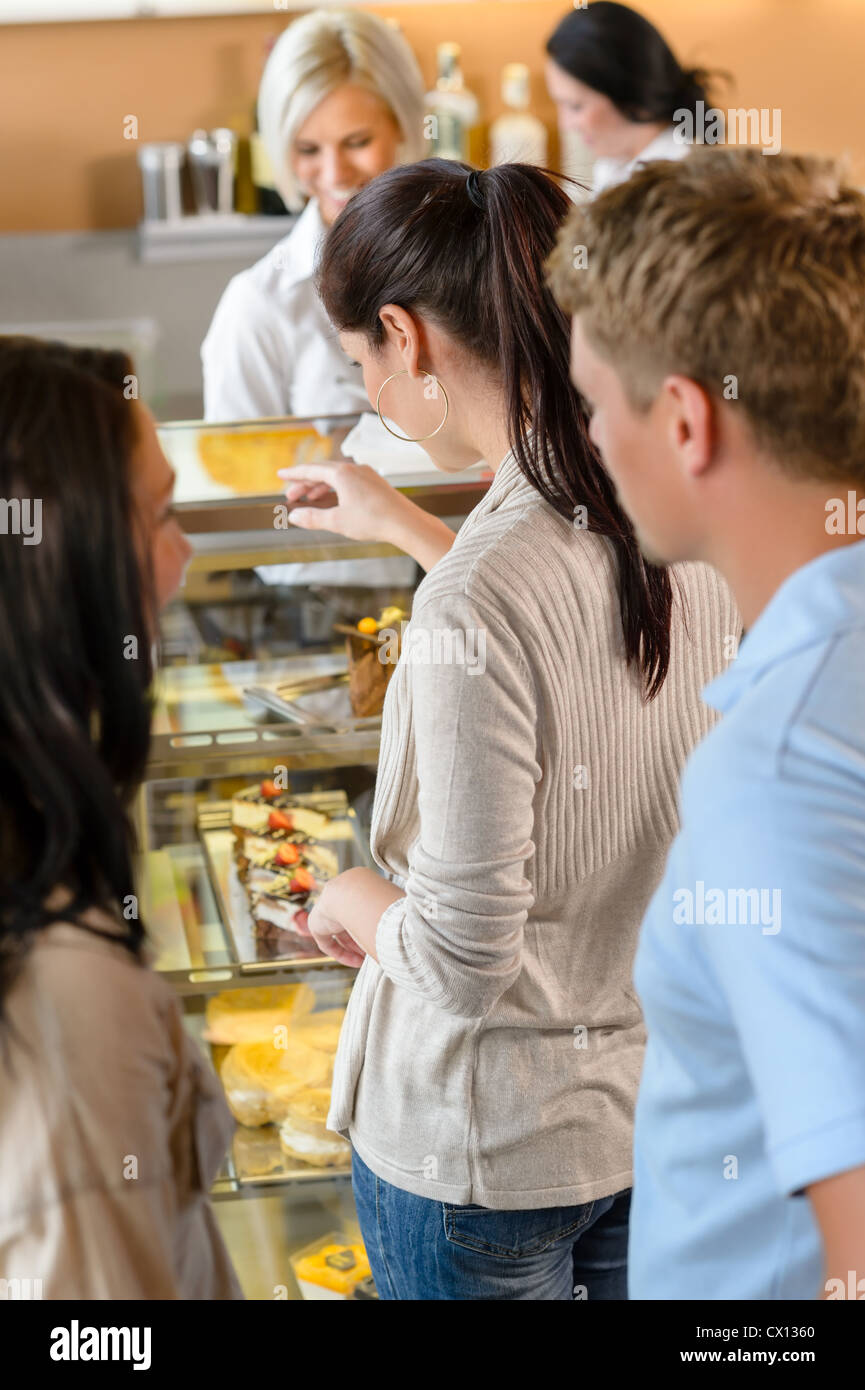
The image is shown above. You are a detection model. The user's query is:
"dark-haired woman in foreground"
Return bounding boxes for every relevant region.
[0,338,241,1299]
[283,160,738,1300]
[545,1,722,193]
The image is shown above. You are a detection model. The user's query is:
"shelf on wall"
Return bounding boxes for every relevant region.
[137,213,295,264]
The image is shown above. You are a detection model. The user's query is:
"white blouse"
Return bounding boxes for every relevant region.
[593,125,690,196]
[201,198,370,424]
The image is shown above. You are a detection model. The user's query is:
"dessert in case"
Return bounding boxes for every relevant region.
[232,1124,285,1178]
[279,1086,352,1168]
[210,786,356,1167]
[210,992,349,1171]
[204,983,315,1044]
[239,833,339,879]
[230,782,347,956]
[219,1036,332,1127]
[291,1235,372,1300]
[197,425,333,495]
[292,1008,346,1054]
[231,782,341,839]
[340,604,408,718]
[244,848,321,945]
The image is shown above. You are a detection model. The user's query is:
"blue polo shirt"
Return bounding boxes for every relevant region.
[630,538,865,1300]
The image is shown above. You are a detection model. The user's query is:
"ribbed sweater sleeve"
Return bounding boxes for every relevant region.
[374,589,538,1018]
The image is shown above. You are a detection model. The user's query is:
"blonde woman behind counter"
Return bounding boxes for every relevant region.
[201,10,426,423]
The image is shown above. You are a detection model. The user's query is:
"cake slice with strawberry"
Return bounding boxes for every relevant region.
[229,781,349,958]
[231,780,338,843]
[248,856,321,945]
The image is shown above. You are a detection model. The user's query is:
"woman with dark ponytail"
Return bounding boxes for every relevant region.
[282,159,737,1300]
[545,1,724,193]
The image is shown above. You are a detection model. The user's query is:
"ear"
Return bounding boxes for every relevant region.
[378,304,424,378]
[661,375,716,479]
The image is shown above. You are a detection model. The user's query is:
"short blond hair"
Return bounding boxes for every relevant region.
[547,147,865,483]
[258,10,426,213]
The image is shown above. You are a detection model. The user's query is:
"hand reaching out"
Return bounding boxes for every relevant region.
[277,459,456,573]
[278,459,406,544]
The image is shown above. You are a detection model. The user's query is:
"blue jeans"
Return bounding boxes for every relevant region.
[351,1149,631,1300]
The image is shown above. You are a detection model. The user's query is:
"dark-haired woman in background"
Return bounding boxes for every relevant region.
[279,160,738,1300]
[0,337,241,1299]
[545,1,721,193]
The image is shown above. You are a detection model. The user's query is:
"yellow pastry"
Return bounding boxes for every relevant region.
[197,426,333,496]
[204,983,315,1044]
[344,603,408,718]
[293,1240,371,1296]
[377,605,407,630]
[278,1087,351,1168]
[292,1008,345,1055]
[220,1037,331,1127]
[231,1124,284,1177]
[230,783,344,839]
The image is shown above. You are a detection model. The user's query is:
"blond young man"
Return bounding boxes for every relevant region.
[547,147,865,1300]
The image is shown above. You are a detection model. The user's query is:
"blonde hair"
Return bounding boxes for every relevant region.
[258,10,426,213]
[547,147,865,483]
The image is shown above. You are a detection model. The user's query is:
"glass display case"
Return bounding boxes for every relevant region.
[141,412,490,1299]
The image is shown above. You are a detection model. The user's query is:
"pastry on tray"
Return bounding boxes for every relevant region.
[292,1008,346,1055]
[338,605,408,718]
[249,872,317,943]
[291,1237,372,1299]
[243,845,328,944]
[228,781,351,958]
[232,1124,284,1178]
[231,782,340,842]
[220,1037,332,1127]
[204,983,315,1045]
[197,425,333,495]
[240,837,339,889]
[278,1087,351,1168]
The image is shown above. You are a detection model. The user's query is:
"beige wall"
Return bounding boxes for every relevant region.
[1,0,861,232]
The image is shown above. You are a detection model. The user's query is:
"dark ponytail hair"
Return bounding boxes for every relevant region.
[546,1,724,124]
[317,158,673,697]
[0,336,153,1008]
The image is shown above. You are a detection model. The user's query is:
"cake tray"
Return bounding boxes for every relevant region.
[197,794,373,974]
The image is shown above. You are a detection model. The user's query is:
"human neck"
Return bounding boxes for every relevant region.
[625,121,668,162]
[473,419,517,474]
[701,472,863,629]
[443,384,514,475]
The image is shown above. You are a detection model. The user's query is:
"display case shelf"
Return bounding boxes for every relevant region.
[138,407,491,1291]
[147,652,382,779]
[140,839,371,990]
[147,722,381,780]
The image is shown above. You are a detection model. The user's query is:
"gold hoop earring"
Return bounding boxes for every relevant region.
[375,370,449,443]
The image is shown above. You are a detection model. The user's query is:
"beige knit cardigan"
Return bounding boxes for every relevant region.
[329,450,738,1209]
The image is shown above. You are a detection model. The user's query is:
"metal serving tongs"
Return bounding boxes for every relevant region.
[243,671,364,731]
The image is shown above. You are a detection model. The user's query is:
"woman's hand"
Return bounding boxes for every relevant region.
[294,886,367,968]
[278,460,403,543]
[295,869,406,966]
[277,459,456,572]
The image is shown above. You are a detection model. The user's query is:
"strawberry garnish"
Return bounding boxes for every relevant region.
[260,779,280,799]
[268,809,293,832]
[290,867,315,894]
[275,842,300,867]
